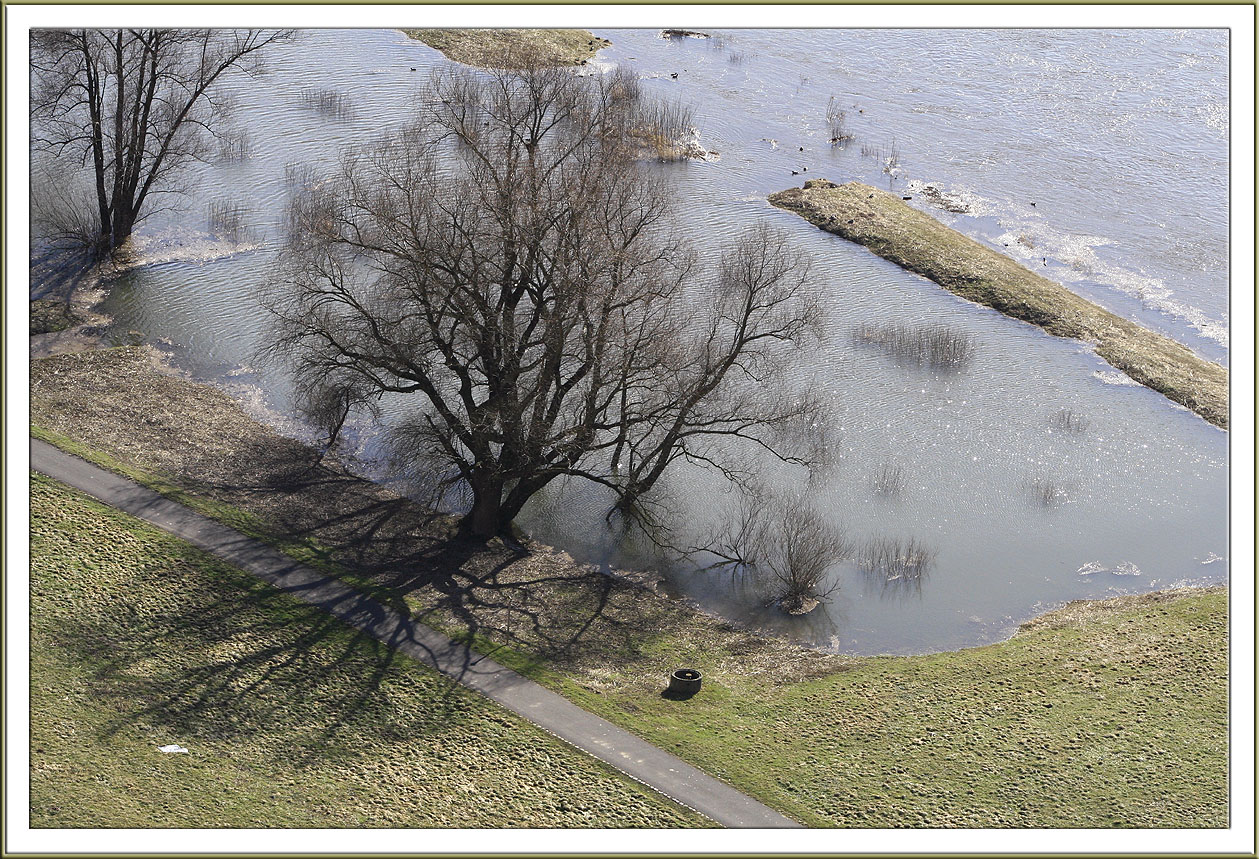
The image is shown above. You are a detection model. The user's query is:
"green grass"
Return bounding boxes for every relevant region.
[769,180,1228,429]
[519,589,1228,828]
[28,473,709,828]
[402,28,610,69]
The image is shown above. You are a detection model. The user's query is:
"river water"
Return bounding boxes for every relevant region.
[34,28,1230,654]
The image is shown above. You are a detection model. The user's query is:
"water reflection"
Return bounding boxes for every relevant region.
[31,28,1229,654]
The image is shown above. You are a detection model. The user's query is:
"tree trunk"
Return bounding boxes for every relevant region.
[463,476,506,539]
[109,206,136,254]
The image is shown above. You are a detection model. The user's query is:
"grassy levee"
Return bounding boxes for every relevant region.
[402,29,610,68]
[769,181,1228,429]
[30,346,1228,827]
[28,473,708,828]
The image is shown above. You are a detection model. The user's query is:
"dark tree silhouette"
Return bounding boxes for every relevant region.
[266,55,827,539]
[30,28,291,256]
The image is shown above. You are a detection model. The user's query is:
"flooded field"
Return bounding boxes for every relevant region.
[30,28,1229,654]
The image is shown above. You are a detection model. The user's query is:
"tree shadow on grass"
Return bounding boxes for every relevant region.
[52,555,480,767]
[165,432,652,677]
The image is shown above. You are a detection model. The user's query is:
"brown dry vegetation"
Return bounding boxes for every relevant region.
[402,28,610,69]
[769,180,1228,429]
[30,347,843,692]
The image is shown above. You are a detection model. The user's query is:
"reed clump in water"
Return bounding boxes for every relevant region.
[768,180,1229,429]
[871,461,906,496]
[298,87,354,120]
[860,139,900,173]
[217,129,252,161]
[632,98,698,162]
[826,96,853,145]
[1052,409,1090,433]
[857,536,934,587]
[207,200,251,244]
[1031,478,1067,507]
[284,162,319,191]
[854,322,977,369]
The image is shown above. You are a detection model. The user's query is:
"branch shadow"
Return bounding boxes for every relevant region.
[162,430,646,681]
[52,556,478,766]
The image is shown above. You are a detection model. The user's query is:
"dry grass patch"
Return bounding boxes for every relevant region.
[769,180,1227,428]
[402,28,610,69]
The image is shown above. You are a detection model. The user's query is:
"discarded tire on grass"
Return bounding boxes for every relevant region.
[668,668,702,696]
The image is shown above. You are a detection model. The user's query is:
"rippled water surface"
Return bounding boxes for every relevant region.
[36,29,1229,654]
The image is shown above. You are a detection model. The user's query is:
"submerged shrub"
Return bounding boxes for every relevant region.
[1031,478,1068,507]
[853,322,977,369]
[298,87,354,119]
[207,200,250,243]
[826,95,853,144]
[1052,409,1090,433]
[871,461,906,496]
[217,129,252,161]
[857,535,934,588]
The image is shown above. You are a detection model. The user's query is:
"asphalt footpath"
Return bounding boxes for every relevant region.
[30,438,802,829]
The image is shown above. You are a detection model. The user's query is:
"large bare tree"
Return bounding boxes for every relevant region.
[30,28,291,256]
[266,57,827,539]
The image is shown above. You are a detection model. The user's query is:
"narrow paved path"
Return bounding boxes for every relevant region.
[31,439,801,829]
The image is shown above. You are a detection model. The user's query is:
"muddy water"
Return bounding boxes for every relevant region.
[34,29,1228,654]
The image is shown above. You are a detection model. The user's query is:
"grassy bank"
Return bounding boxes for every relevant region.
[30,347,1228,827]
[769,180,1228,429]
[28,473,707,828]
[402,29,610,69]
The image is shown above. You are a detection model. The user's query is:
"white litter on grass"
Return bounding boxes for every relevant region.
[158,744,189,754]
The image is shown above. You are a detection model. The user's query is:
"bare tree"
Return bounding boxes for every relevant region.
[265,57,827,539]
[694,489,850,614]
[30,28,291,257]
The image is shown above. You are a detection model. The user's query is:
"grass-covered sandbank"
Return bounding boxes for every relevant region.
[30,346,1228,827]
[769,180,1228,429]
[402,29,610,69]
[28,473,707,828]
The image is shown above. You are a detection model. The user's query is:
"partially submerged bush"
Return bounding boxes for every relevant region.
[861,138,900,173]
[826,95,853,145]
[1052,409,1090,433]
[853,322,977,369]
[217,128,252,161]
[283,162,319,191]
[871,461,906,496]
[1030,478,1068,507]
[207,200,251,243]
[856,535,934,588]
[298,87,353,120]
[696,491,850,615]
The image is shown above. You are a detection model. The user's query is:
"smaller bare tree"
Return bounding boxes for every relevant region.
[30,28,291,257]
[695,488,850,614]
